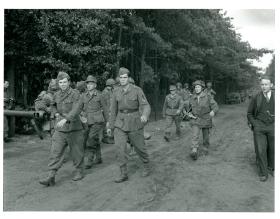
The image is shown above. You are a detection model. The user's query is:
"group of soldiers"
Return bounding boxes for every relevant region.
[162,80,218,160]
[37,67,151,185]
[35,67,220,186]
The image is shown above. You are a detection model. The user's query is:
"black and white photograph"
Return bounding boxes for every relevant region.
[1,0,277,215]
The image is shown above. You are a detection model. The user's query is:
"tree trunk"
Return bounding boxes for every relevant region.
[130,33,134,79]
[116,25,123,77]
[139,40,147,88]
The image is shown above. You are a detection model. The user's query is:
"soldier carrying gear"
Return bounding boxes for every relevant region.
[107,67,151,183]
[39,71,85,187]
[188,80,219,160]
[205,81,216,98]
[162,84,185,142]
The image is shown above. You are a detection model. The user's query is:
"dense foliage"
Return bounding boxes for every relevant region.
[4,9,272,106]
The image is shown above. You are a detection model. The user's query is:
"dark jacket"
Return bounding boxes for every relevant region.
[247,91,274,129]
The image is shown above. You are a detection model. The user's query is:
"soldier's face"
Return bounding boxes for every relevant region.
[170,89,176,95]
[194,85,202,94]
[207,83,212,88]
[87,82,96,91]
[120,74,129,86]
[58,78,70,91]
[261,79,273,93]
[4,81,9,88]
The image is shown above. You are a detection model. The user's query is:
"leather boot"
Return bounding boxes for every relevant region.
[190,148,198,160]
[114,165,128,183]
[93,145,102,164]
[72,169,84,181]
[39,170,56,186]
[85,152,94,169]
[142,163,150,177]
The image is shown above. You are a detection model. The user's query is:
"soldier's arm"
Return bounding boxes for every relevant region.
[247,95,257,127]
[108,92,118,130]
[100,92,109,122]
[64,91,83,122]
[137,88,151,119]
[211,89,216,96]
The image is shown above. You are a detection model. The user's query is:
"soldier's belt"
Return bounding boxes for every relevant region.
[119,109,138,114]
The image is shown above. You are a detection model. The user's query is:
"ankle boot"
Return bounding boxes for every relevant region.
[72,169,84,181]
[114,165,128,183]
[39,171,56,186]
[93,145,102,164]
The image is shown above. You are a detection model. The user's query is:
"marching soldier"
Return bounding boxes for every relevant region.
[101,78,115,144]
[107,67,151,183]
[176,82,183,98]
[181,82,192,119]
[205,81,216,98]
[162,84,184,141]
[188,80,219,160]
[39,71,85,186]
[78,75,108,168]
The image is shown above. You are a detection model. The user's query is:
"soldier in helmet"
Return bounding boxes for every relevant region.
[77,75,108,169]
[187,80,219,160]
[162,84,184,141]
[39,71,85,186]
[205,81,216,98]
[107,67,151,183]
[101,78,115,144]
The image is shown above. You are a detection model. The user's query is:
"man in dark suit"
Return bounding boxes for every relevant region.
[247,75,274,182]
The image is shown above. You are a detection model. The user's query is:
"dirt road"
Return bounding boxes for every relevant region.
[3,102,274,211]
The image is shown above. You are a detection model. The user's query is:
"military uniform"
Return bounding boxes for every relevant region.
[189,83,218,158]
[205,88,216,98]
[101,80,115,144]
[78,81,108,168]
[109,68,151,182]
[162,90,184,141]
[40,72,84,186]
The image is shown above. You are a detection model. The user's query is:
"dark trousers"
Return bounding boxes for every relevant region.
[253,123,274,177]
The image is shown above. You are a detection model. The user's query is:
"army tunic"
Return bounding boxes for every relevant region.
[109,84,151,166]
[162,93,184,137]
[188,91,219,152]
[48,87,84,172]
[78,90,107,162]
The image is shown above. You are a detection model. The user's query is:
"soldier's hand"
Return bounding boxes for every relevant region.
[140,115,148,123]
[209,110,215,117]
[107,129,112,136]
[56,118,67,128]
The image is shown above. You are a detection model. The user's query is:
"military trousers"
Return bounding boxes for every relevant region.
[164,115,181,137]
[191,125,210,152]
[85,123,104,158]
[253,123,274,177]
[114,127,149,167]
[48,130,84,172]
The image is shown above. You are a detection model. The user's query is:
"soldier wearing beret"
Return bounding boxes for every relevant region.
[107,67,151,183]
[162,84,184,141]
[187,80,219,160]
[77,75,108,168]
[39,71,85,186]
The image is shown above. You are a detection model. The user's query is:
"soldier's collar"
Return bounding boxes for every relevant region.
[60,87,71,94]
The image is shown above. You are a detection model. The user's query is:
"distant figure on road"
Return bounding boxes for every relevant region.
[39,71,85,186]
[205,81,216,98]
[107,67,151,183]
[188,80,219,160]
[162,84,184,141]
[247,76,274,182]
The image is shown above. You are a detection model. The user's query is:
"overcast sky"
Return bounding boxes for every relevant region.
[224,9,275,72]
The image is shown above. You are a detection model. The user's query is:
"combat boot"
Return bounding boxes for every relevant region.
[93,145,102,164]
[114,165,128,183]
[142,163,150,177]
[84,153,94,169]
[190,148,198,160]
[39,170,56,186]
[72,169,84,181]
[164,132,171,142]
